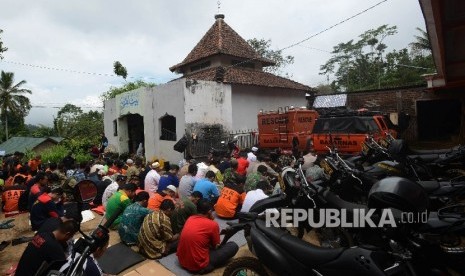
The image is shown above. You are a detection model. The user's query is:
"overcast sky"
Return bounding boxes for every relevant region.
[0,0,426,126]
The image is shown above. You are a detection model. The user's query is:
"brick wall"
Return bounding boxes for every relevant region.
[342,86,465,142]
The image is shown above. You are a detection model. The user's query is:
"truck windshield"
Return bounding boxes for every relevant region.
[313,117,380,134]
[376,117,388,130]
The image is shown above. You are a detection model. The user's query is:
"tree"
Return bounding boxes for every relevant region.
[315,83,334,95]
[53,104,104,152]
[247,38,294,77]
[0,111,27,140]
[0,71,32,140]
[0,29,7,60]
[409,27,431,55]
[113,61,128,80]
[53,104,83,138]
[24,124,58,137]
[320,25,397,91]
[100,80,156,102]
[320,25,435,92]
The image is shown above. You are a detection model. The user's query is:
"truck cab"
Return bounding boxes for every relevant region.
[311,112,397,155]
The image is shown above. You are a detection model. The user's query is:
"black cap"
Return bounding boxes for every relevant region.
[122,183,137,192]
[116,174,128,182]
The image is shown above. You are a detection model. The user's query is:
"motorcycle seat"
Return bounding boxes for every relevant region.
[255,220,344,266]
[408,154,439,162]
[344,159,357,169]
[409,148,452,155]
[417,180,440,192]
[419,212,465,234]
[322,190,368,216]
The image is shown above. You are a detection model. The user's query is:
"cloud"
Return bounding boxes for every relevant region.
[0,0,426,125]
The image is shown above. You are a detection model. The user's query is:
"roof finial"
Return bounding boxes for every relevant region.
[214,1,224,20]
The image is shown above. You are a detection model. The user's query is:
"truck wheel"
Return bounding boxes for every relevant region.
[223,257,269,276]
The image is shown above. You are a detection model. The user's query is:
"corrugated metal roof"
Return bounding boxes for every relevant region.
[49,137,65,143]
[313,94,347,108]
[0,137,63,155]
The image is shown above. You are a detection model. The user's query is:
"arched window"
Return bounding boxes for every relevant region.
[160,114,176,141]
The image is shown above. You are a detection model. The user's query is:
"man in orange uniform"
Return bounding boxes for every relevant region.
[2,176,27,217]
[147,185,176,210]
[28,155,42,175]
[214,176,246,219]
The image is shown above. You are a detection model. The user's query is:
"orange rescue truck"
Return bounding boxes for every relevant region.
[257,106,318,151]
[257,107,396,154]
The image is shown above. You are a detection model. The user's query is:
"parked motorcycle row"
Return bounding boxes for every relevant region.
[221,136,465,276]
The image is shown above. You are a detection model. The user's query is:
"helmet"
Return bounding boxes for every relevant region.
[368,177,429,218]
[281,167,304,200]
[387,139,408,157]
[281,167,297,189]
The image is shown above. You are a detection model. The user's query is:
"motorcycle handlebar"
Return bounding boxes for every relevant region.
[64,207,124,276]
[102,206,123,229]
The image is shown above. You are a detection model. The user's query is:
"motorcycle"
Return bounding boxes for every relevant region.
[219,161,416,276]
[387,139,465,181]
[347,134,465,182]
[209,136,240,159]
[291,160,465,274]
[41,180,124,276]
[323,146,465,210]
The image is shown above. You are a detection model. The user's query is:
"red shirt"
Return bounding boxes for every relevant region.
[177,215,220,271]
[236,158,249,176]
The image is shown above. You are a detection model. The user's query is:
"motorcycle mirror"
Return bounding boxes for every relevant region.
[74,180,98,204]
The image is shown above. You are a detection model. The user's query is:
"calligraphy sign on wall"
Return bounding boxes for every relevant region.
[116,90,141,116]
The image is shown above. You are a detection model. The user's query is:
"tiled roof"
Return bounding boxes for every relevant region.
[185,67,312,91]
[170,15,275,73]
[0,137,63,155]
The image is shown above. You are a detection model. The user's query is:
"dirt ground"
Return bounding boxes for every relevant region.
[0,211,319,275]
[0,212,114,275]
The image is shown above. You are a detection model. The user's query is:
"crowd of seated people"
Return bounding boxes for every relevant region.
[0,146,321,275]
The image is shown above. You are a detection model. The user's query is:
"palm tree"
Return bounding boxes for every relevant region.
[0,71,31,140]
[409,27,431,54]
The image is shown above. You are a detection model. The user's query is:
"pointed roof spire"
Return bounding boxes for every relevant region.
[170,15,275,73]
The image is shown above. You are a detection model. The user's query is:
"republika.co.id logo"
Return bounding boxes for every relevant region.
[265,208,428,228]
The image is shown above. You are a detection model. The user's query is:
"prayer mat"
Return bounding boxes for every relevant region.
[98,242,145,275]
[158,212,247,275]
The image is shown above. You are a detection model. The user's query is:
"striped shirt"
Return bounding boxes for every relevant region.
[138,210,173,259]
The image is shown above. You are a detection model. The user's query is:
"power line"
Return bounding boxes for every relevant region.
[0,60,175,82]
[1,0,390,83]
[1,60,115,77]
[297,45,332,53]
[32,105,103,109]
[31,102,103,108]
[225,0,389,70]
[395,63,432,70]
[279,0,389,52]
